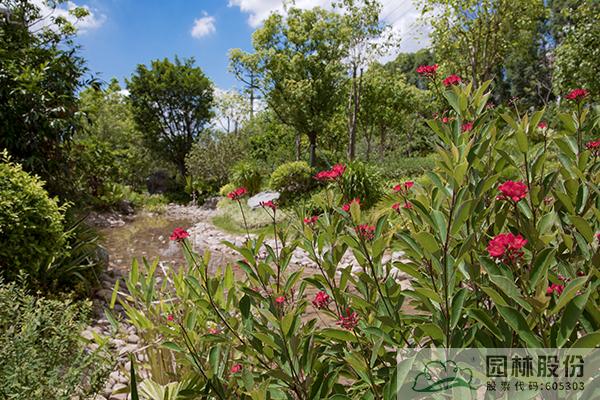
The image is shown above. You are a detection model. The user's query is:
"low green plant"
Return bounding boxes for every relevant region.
[218,183,236,197]
[338,160,385,208]
[269,161,315,204]
[230,160,264,195]
[0,281,111,399]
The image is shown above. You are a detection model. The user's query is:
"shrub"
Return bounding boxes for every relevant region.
[269,161,315,203]
[0,156,66,282]
[0,282,111,398]
[377,154,437,180]
[230,160,264,195]
[219,183,236,197]
[338,160,384,208]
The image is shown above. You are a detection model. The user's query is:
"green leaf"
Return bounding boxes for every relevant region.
[557,289,590,348]
[450,288,468,329]
[551,277,588,315]
[569,215,594,242]
[281,312,295,336]
[319,328,356,342]
[529,248,555,292]
[515,128,528,153]
[162,341,183,353]
[488,274,532,312]
[468,308,503,340]
[414,231,440,254]
[496,305,543,347]
[129,354,139,400]
[570,331,600,348]
[479,286,508,307]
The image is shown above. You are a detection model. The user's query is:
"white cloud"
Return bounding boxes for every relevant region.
[228,0,430,53]
[30,0,106,34]
[191,12,216,39]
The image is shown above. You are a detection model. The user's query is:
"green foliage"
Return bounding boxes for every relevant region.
[338,160,384,208]
[219,183,236,197]
[230,160,264,195]
[269,161,315,204]
[0,156,66,282]
[0,282,111,399]
[0,0,91,196]
[377,155,438,181]
[127,57,214,177]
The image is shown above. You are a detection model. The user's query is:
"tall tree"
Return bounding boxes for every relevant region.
[421,0,544,89]
[230,7,346,166]
[127,57,213,177]
[335,0,395,161]
[0,0,91,196]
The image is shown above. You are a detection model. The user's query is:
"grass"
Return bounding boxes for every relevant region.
[211,199,290,237]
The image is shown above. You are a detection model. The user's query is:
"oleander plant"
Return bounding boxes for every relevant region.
[117,79,599,399]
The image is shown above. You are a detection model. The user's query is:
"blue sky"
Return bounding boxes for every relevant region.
[67,0,429,91]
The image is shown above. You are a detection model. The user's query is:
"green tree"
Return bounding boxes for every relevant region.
[552,1,600,96]
[230,7,346,166]
[387,49,435,89]
[127,57,214,177]
[0,0,91,196]
[421,0,544,88]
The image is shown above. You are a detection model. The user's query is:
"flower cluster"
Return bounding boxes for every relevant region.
[546,283,564,296]
[442,74,461,87]
[497,180,528,202]
[314,164,346,181]
[230,364,242,374]
[304,215,319,226]
[392,181,414,194]
[487,233,527,264]
[392,202,412,212]
[227,187,248,200]
[337,308,359,330]
[274,296,286,305]
[537,121,548,130]
[416,64,438,77]
[355,224,375,241]
[169,227,190,242]
[260,200,277,210]
[461,121,474,133]
[312,291,331,309]
[342,198,360,212]
[586,140,600,156]
[565,88,589,101]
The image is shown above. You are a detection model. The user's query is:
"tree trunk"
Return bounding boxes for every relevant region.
[347,65,362,161]
[379,124,386,162]
[295,133,301,161]
[308,133,317,167]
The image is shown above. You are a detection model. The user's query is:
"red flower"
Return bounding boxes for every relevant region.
[169,227,190,242]
[167,314,174,322]
[461,121,474,132]
[565,88,589,101]
[497,180,528,202]
[393,181,414,193]
[304,215,319,225]
[442,74,461,87]
[416,64,438,77]
[393,201,412,211]
[260,200,277,210]
[208,327,220,334]
[227,187,248,200]
[315,164,346,181]
[546,283,564,296]
[442,116,453,124]
[342,198,360,212]
[586,140,600,156]
[275,296,285,304]
[336,308,359,330]
[537,121,548,130]
[312,291,331,309]
[230,364,242,373]
[596,232,600,242]
[355,224,375,241]
[487,233,527,264]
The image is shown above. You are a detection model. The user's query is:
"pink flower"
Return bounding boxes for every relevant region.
[442,116,452,124]
[167,314,174,322]
[416,64,438,77]
[442,74,462,87]
[546,283,564,296]
[355,224,375,241]
[227,187,248,200]
[393,201,412,211]
[487,233,528,264]
[275,296,286,304]
[304,215,319,225]
[208,328,220,334]
[230,364,242,373]
[538,121,548,130]
[336,308,359,330]
[169,227,190,242]
[393,181,414,193]
[586,140,600,156]
[596,233,600,242]
[315,164,346,181]
[565,88,589,101]
[260,200,277,210]
[497,180,528,202]
[461,121,474,132]
[312,291,331,309]
[342,198,360,212]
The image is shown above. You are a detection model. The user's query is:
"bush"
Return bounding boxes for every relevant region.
[231,160,264,195]
[0,156,66,282]
[0,282,111,398]
[338,161,384,208]
[219,183,236,197]
[269,161,315,204]
[377,155,437,180]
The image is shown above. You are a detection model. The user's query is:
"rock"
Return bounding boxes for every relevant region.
[201,196,220,210]
[127,334,140,344]
[117,200,135,215]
